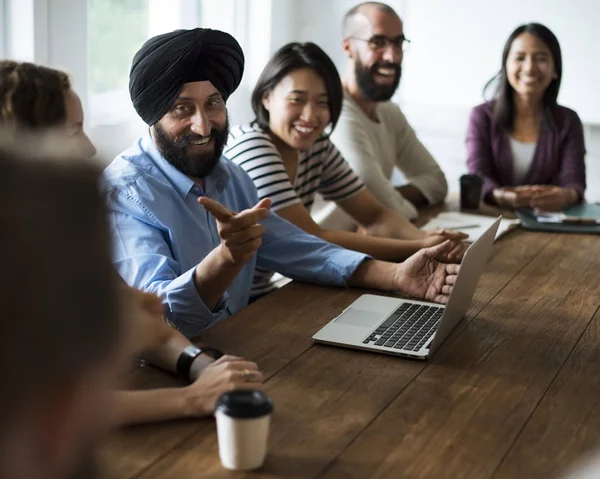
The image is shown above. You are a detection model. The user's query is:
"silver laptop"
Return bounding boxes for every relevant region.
[313,217,501,359]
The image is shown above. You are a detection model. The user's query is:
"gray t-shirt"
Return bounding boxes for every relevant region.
[315,93,448,230]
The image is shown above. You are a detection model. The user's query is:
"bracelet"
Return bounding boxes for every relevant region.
[176,346,224,383]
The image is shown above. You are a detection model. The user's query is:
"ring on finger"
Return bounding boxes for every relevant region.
[242,369,252,382]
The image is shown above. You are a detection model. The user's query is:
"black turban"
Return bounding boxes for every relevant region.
[129,28,244,125]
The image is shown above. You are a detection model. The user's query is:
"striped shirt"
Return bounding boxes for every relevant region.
[225,122,365,297]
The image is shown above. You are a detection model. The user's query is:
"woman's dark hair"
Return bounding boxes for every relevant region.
[483,23,562,131]
[251,42,343,133]
[0,60,71,130]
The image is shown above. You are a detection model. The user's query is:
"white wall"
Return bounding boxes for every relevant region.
[400,0,600,125]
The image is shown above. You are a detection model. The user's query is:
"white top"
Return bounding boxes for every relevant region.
[313,93,448,229]
[509,137,536,184]
[225,122,365,297]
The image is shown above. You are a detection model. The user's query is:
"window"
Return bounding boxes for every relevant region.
[88,0,148,98]
[87,0,201,125]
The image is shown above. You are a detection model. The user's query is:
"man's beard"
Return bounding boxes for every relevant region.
[153,118,230,179]
[355,57,402,102]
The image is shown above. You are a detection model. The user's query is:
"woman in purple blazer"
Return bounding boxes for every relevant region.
[467,23,586,211]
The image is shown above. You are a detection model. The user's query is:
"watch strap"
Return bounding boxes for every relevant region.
[176,345,224,382]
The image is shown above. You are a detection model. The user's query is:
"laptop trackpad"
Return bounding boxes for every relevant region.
[334,308,380,328]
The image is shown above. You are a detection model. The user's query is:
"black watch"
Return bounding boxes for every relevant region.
[176,346,224,383]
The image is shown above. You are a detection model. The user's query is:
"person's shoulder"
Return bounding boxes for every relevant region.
[554,104,583,125]
[227,121,272,145]
[103,137,171,205]
[219,156,262,191]
[379,100,407,120]
[379,99,402,114]
[334,94,372,140]
[471,101,495,117]
[469,101,495,127]
[340,93,360,113]
[337,93,368,123]
[219,155,251,175]
[103,138,151,192]
[373,101,411,134]
[225,122,277,161]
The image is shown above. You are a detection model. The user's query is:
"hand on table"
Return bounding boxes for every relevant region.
[528,185,577,211]
[493,186,535,209]
[425,228,469,241]
[394,241,461,304]
[182,355,264,417]
[422,229,469,262]
[493,185,577,211]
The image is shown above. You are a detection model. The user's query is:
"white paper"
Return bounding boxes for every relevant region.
[422,212,520,243]
[534,211,600,224]
[534,212,565,223]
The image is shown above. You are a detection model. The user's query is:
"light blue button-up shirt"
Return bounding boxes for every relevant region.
[103,135,368,338]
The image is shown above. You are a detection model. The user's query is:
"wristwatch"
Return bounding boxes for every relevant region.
[176,345,224,383]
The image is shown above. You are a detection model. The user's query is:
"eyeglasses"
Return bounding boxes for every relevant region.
[350,35,411,53]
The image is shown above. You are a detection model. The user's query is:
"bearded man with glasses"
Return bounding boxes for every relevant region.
[315,1,448,230]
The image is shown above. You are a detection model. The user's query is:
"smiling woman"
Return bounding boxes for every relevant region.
[225,42,467,300]
[467,23,586,211]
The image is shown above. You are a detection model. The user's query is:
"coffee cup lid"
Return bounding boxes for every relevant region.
[216,390,274,419]
[460,174,482,181]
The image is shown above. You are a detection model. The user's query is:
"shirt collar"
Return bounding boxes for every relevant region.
[140,134,230,199]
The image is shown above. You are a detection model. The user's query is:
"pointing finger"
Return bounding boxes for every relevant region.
[198,197,235,222]
[227,208,270,232]
[253,198,272,211]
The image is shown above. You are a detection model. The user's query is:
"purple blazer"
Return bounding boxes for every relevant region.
[466,101,586,201]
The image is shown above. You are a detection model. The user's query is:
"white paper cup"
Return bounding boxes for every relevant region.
[215,390,274,471]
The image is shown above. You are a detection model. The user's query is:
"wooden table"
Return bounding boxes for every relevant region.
[101,212,600,479]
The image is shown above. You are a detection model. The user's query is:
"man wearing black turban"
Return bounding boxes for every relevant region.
[129,27,244,179]
[104,28,460,339]
[129,28,244,127]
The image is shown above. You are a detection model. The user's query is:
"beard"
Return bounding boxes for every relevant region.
[355,57,402,102]
[153,118,230,179]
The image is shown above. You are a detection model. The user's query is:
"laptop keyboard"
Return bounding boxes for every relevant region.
[362,303,444,352]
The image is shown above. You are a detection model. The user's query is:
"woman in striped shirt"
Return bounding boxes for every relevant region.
[225,42,466,298]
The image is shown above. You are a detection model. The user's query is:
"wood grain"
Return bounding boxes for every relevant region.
[98,365,206,478]
[319,233,600,479]
[138,346,427,478]
[100,224,600,479]
[493,305,600,478]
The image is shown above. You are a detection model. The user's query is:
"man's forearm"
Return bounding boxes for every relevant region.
[347,259,398,292]
[398,184,429,207]
[367,208,425,240]
[193,245,245,310]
